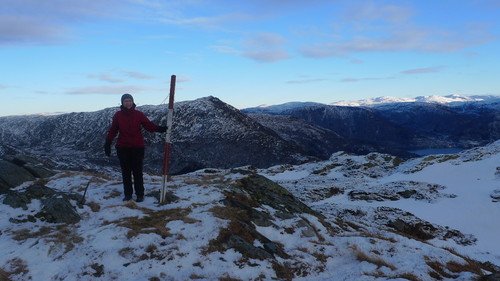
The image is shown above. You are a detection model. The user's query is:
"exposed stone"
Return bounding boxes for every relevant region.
[4,184,82,224]
[225,234,274,260]
[222,197,275,227]
[397,189,417,198]
[235,174,316,215]
[490,189,500,202]
[480,273,500,281]
[0,155,56,192]
[39,197,81,224]
[0,159,35,190]
[0,179,11,194]
[387,218,437,240]
[3,192,31,210]
[349,190,399,201]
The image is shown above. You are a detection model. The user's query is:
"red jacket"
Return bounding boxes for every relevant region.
[106,105,158,148]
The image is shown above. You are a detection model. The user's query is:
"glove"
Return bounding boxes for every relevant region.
[104,141,112,156]
[156,125,167,133]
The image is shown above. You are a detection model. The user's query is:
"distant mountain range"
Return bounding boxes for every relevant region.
[329,94,500,107]
[0,95,498,174]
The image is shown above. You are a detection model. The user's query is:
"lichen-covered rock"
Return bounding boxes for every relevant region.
[4,184,82,224]
[235,174,316,215]
[39,197,81,224]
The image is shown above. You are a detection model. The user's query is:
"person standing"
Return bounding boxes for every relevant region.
[104,93,167,202]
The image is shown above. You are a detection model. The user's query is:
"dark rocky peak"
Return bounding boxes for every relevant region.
[245,102,417,149]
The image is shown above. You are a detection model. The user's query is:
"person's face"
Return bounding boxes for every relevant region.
[123,98,133,109]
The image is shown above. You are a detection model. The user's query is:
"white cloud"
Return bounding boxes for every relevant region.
[64,85,163,95]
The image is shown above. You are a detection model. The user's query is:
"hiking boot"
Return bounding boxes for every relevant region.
[123,197,132,201]
[136,196,144,202]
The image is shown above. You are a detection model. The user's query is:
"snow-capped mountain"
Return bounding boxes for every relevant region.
[243,95,499,151]
[330,94,500,107]
[1,140,499,280]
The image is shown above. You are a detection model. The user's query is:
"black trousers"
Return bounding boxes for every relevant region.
[117,147,145,198]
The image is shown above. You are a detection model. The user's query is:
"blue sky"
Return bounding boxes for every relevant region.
[1,0,500,116]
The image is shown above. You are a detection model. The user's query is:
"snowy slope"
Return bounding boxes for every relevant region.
[1,142,499,280]
[261,141,500,266]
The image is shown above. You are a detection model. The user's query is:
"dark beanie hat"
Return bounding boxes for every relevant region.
[121,93,134,104]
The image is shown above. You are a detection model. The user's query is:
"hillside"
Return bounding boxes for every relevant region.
[1,96,498,176]
[243,97,500,151]
[0,97,310,175]
[1,141,499,280]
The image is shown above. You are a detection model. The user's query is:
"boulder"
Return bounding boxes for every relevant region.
[39,197,81,224]
[0,155,56,192]
[4,184,82,224]
[8,155,56,178]
[0,159,35,190]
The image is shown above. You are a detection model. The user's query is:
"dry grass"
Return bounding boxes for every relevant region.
[113,207,199,239]
[392,273,423,281]
[10,224,83,258]
[442,247,499,275]
[0,269,11,281]
[103,189,122,200]
[298,216,325,242]
[1,258,29,280]
[86,201,101,212]
[210,205,249,222]
[11,226,53,241]
[446,260,483,275]
[218,275,244,281]
[425,258,459,279]
[351,245,397,271]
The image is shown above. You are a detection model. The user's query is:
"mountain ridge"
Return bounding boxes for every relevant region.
[1,95,499,175]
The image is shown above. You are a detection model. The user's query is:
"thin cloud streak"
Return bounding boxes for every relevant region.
[64,85,164,95]
[121,71,157,79]
[340,76,396,83]
[299,25,495,58]
[87,74,124,83]
[401,66,445,74]
[287,78,328,84]
[242,49,292,63]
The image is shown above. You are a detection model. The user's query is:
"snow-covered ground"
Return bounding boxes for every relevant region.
[261,142,500,266]
[1,141,499,280]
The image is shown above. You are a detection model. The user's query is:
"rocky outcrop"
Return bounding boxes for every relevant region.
[491,189,500,202]
[4,184,82,224]
[0,155,56,193]
[208,172,336,262]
